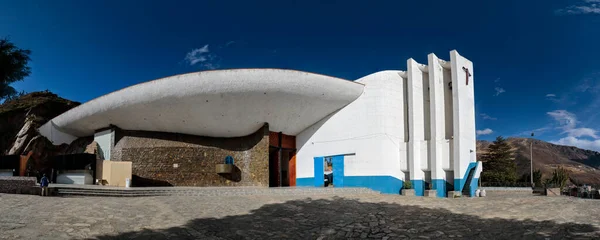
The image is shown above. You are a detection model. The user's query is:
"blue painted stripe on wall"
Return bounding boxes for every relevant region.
[296,177,314,187]
[344,175,404,194]
[470,178,479,197]
[332,155,344,187]
[432,179,447,197]
[297,176,403,194]
[313,157,324,187]
[455,162,479,192]
[411,180,424,196]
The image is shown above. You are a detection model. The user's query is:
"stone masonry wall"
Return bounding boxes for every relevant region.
[0,176,37,194]
[111,124,269,187]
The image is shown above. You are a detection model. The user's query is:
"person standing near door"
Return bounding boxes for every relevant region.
[40,174,49,196]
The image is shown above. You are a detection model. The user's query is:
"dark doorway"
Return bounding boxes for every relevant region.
[268,132,296,187]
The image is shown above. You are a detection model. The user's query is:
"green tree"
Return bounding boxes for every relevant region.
[481,136,518,184]
[550,167,569,190]
[0,37,31,100]
[533,169,542,186]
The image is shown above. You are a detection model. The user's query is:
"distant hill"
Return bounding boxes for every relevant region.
[477,138,600,186]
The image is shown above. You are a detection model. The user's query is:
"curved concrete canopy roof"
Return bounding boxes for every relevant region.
[44,69,364,139]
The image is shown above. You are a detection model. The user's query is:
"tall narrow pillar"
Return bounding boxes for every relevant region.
[428,54,447,197]
[407,59,425,196]
[450,50,476,192]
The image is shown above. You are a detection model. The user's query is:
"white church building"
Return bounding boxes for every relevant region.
[39,50,481,197]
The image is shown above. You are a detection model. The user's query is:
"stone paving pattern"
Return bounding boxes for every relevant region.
[1,192,600,239]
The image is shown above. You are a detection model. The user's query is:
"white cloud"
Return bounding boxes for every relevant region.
[546,93,556,97]
[184,44,221,69]
[225,41,236,47]
[185,45,210,65]
[476,128,494,136]
[547,110,577,130]
[556,1,600,15]
[480,113,497,120]
[551,137,600,152]
[494,87,505,96]
[565,128,599,139]
[516,127,551,137]
[547,110,600,151]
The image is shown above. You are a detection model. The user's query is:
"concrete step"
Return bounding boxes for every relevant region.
[55,186,379,197]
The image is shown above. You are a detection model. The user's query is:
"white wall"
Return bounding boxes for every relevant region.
[297,50,477,187]
[37,120,78,145]
[450,50,477,181]
[296,71,407,180]
[94,129,113,160]
[37,69,363,139]
[407,59,426,181]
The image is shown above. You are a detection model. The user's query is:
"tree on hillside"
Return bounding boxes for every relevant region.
[550,167,569,190]
[0,38,31,100]
[480,136,518,184]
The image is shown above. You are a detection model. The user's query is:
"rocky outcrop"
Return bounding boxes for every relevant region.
[0,91,80,176]
[7,114,36,155]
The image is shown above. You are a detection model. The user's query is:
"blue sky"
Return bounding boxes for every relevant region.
[1,1,600,150]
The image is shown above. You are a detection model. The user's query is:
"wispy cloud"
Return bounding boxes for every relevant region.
[515,127,551,137]
[547,110,578,130]
[494,87,505,96]
[565,127,599,138]
[476,128,494,136]
[185,45,211,65]
[547,110,600,151]
[184,44,220,70]
[546,93,556,97]
[225,41,236,47]
[556,1,600,15]
[480,113,497,120]
[551,137,600,152]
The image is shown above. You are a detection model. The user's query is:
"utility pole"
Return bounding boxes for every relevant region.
[530,132,534,188]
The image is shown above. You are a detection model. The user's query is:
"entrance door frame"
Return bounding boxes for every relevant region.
[269,131,296,187]
[313,154,347,187]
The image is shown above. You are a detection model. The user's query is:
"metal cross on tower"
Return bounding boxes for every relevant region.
[462,67,471,85]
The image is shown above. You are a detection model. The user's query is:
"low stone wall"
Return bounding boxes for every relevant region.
[481,187,533,197]
[0,176,37,194]
[111,124,270,187]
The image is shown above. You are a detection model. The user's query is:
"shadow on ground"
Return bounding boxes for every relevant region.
[93,197,599,240]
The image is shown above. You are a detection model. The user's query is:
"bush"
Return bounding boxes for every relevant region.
[403,180,412,189]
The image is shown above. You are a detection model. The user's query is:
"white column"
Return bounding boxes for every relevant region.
[428,54,446,197]
[407,58,425,196]
[450,50,476,191]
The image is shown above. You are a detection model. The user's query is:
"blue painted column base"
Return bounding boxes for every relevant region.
[432,179,447,198]
[411,180,424,196]
[470,178,479,197]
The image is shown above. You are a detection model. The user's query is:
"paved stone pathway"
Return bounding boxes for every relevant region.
[1,192,599,239]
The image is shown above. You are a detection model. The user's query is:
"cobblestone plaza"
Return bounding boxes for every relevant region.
[1,191,599,239]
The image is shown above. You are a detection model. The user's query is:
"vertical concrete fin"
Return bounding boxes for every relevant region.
[450,50,476,186]
[407,58,425,196]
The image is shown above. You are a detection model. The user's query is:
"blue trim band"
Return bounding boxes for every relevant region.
[454,162,479,192]
[297,176,403,194]
[344,176,403,194]
[470,178,479,197]
[411,180,424,196]
[296,177,314,187]
[432,179,447,197]
[313,157,324,187]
